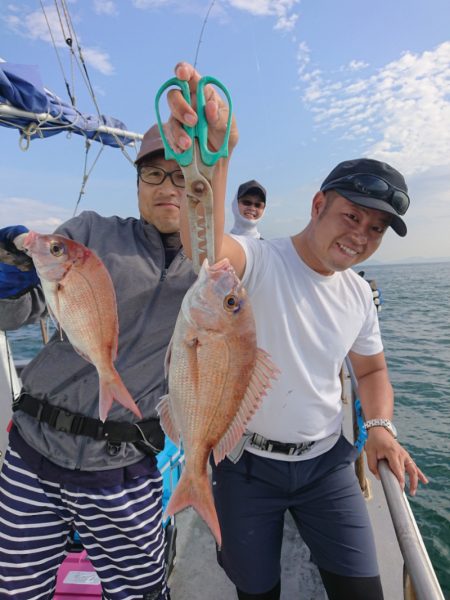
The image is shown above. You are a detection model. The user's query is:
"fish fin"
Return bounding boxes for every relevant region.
[45,299,61,333]
[213,348,280,464]
[163,337,173,379]
[156,394,180,446]
[98,368,142,422]
[165,469,222,547]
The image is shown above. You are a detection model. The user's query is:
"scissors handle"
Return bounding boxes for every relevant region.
[154,76,233,167]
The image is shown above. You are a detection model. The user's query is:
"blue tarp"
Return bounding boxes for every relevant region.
[0,63,134,148]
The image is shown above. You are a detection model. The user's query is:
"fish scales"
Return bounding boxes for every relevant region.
[158,258,279,546]
[45,260,118,360]
[23,231,141,421]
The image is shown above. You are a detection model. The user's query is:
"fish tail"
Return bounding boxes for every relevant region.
[99,369,142,422]
[166,470,222,547]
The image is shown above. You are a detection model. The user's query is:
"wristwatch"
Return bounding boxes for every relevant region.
[363,418,398,439]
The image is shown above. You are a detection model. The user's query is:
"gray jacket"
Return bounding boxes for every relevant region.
[0,211,196,470]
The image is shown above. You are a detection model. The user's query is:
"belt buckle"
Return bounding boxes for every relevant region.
[294,441,314,456]
[54,410,75,433]
[251,433,265,451]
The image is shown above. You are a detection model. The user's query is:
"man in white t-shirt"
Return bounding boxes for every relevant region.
[166,62,428,600]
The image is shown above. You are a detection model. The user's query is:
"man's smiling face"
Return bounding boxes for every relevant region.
[305,191,391,275]
[137,155,185,233]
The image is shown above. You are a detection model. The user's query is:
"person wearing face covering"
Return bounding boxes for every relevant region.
[230,179,266,239]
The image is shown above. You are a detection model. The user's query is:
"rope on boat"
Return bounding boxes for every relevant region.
[344,358,372,499]
[37,0,140,216]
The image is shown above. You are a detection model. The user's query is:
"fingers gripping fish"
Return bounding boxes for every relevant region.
[23,231,142,422]
[157,258,280,546]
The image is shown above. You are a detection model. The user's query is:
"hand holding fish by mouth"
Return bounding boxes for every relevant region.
[23,231,142,422]
[0,240,34,272]
[157,258,279,546]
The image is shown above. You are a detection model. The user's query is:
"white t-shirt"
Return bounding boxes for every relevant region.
[235,235,383,461]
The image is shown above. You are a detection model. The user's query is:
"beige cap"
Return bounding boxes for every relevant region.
[135,124,165,164]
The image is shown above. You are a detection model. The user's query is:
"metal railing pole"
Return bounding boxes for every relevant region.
[378,460,445,600]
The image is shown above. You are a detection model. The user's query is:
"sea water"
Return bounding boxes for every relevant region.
[6,261,450,596]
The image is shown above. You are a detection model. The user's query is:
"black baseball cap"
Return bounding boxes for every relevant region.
[237,179,266,204]
[320,158,409,237]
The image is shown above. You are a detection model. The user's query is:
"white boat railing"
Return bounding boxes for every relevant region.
[0,103,144,143]
[378,460,445,600]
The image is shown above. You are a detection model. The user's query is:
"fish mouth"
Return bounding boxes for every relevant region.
[22,231,38,253]
[209,258,232,272]
[207,258,242,291]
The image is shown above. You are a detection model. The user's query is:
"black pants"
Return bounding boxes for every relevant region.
[236,570,383,599]
[212,438,381,594]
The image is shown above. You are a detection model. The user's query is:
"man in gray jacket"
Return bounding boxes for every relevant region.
[0,124,196,600]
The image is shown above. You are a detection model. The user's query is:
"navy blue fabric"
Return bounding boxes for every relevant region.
[0,63,133,148]
[0,225,40,298]
[211,436,380,595]
[0,445,170,600]
[0,262,39,299]
[0,225,29,244]
[9,426,156,487]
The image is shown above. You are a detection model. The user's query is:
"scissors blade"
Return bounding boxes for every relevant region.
[183,141,215,274]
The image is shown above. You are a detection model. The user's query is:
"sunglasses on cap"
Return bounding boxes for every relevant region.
[239,198,265,209]
[321,173,410,216]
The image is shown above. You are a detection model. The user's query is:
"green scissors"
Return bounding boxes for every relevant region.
[155,76,233,273]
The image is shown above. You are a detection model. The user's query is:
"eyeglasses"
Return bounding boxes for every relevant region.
[321,173,410,215]
[239,198,265,210]
[138,165,185,188]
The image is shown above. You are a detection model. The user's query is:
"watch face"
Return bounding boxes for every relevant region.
[390,423,398,438]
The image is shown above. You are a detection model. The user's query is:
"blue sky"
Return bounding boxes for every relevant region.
[1,0,450,263]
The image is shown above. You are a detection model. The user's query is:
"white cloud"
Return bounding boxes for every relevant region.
[3,5,114,76]
[0,197,71,232]
[343,60,369,72]
[93,0,118,16]
[82,47,115,76]
[228,0,299,31]
[298,41,450,176]
[132,0,299,32]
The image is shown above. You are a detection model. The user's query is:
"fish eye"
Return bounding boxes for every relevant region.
[50,242,64,257]
[223,294,240,312]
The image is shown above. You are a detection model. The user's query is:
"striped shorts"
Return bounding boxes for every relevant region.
[0,446,170,600]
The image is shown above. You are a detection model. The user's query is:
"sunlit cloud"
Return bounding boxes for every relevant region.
[2,4,114,76]
[343,59,369,72]
[81,47,114,76]
[0,197,71,232]
[94,0,119,16]
[132,0,299,32]
[297,41,450,176]
[229,0,299,31]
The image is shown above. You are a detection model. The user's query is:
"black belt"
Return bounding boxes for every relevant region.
[249,433,315,456]
[13,392,165,453]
